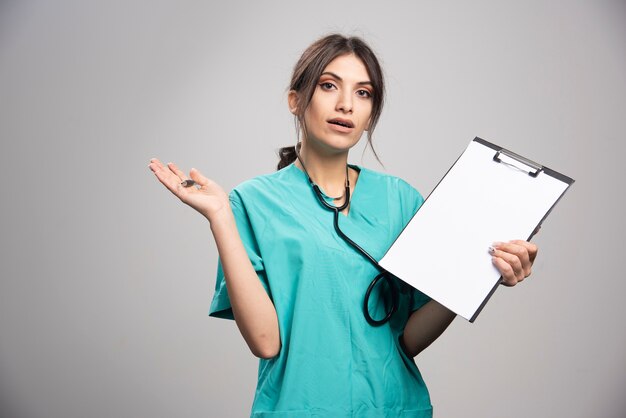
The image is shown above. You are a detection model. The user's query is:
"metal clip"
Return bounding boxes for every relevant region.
[493,148,543,177]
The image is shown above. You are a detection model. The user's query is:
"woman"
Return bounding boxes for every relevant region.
[148,34,536,417]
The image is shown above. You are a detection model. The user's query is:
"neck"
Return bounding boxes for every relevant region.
[295,145,349,198]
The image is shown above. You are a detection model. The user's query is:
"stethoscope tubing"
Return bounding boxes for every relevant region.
[311,183,400,326]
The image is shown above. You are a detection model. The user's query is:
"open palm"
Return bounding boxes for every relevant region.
[148,158,229,222]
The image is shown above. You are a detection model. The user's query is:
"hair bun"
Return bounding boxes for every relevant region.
[277,146,297,170]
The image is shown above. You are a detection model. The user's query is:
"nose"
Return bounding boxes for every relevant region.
[336,90,353,114]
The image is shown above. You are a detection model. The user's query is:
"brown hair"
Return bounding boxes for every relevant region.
[277,34,385,170]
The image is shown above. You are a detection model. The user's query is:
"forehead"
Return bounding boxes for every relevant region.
[322,54,370,81]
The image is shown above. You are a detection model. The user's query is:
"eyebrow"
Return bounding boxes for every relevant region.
[320,71,372,86]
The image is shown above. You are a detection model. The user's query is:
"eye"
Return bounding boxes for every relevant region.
[357,89,372,98]
[319,82,336,90]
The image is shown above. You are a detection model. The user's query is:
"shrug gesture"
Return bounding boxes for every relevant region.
[148,157,281,359]
[148,158,230,223]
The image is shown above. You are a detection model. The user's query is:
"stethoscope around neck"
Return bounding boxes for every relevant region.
[295,148,401,326]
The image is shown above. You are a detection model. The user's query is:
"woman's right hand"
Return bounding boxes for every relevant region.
[148,158,230,223]
[150,158,281,358]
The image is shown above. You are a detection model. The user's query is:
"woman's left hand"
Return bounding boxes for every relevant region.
[490,240,538,286]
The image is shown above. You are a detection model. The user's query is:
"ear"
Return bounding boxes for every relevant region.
[288,90,299,115]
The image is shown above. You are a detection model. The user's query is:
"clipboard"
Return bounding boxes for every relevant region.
[378,137,574,322]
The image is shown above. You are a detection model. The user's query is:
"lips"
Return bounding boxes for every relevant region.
[327,118,355,128]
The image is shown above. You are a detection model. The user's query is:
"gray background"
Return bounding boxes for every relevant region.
[1,0,624,417]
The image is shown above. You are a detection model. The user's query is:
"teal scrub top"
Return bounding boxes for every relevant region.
[209,163,433,418]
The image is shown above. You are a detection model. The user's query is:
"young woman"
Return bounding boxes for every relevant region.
[148,34,537,417]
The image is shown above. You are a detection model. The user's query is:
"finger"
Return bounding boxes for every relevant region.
[493,241,532,277]
[490,248,524,281]
[189,168,226,195]
[189,167,210,187]
[152,165,185,195]
[499,241,535,275]
[149,159,181,183]
[148,158,176,182]
[148,157,167,173]
[492,256,518,286]
[148,159,189,196]
[167,162,189,182]
[510,239,538,263]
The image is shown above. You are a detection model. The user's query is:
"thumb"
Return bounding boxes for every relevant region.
[189,167,211,187]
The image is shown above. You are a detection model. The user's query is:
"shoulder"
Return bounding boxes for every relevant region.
[358,166,423,203]
[229,164,300,207]
[357,166,424,223]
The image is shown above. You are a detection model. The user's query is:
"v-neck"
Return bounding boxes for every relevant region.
[290,163,364,218]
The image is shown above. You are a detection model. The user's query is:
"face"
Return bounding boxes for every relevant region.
[291,53,374,156]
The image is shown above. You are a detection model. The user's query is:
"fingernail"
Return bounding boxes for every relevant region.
[488,246,496,255]
[492,241,503,247]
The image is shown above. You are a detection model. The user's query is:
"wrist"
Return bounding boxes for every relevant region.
[208,206,236,232]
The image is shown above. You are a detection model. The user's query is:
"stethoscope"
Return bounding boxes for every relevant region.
[295,150,402,326]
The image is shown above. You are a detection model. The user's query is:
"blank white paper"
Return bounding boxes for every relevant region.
[379,139,571,321]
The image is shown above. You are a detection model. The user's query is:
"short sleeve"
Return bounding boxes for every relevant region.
[398,178,424,223]
[208,190,270,320]
[409,288,431,312]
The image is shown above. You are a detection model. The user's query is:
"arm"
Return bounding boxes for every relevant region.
[401,300,456,358]
[210,211,281,359]
[148,159,280,359]
[401,240,538,357]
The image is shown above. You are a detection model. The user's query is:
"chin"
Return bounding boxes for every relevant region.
[304,131,362,154]
[322,141,360,155]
